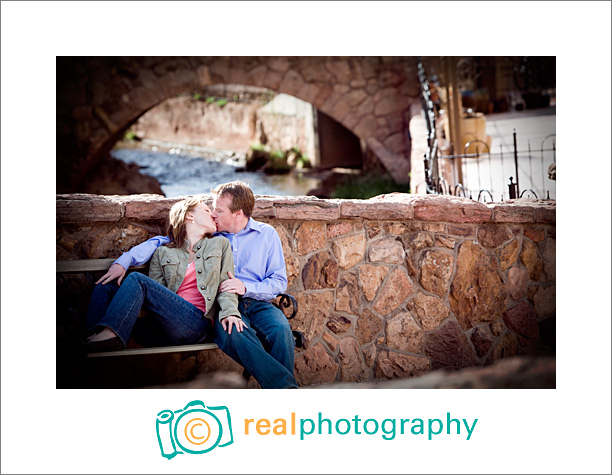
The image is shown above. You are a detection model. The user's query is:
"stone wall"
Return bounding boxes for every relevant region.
[57,57,419,192]
[130,96,263,152]
[56,194,556,387]
[256,93,318,166]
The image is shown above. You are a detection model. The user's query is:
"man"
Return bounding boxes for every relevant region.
[97,181,298,389]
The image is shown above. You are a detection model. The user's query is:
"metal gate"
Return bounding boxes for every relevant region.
[418,60,556,202]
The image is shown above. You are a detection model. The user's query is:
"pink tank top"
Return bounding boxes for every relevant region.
[177,262,207,313]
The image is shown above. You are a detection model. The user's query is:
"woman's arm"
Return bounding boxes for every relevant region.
[215,239,241,322]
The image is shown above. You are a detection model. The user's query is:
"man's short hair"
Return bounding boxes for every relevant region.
[211,181,255,218]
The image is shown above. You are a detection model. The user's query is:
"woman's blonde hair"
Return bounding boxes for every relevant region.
[165,195,209,249]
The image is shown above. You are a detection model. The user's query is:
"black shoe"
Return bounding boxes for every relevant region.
[81,327,102,345]
[85,336,124,353]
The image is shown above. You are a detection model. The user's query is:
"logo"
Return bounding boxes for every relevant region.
[156,400,233,459]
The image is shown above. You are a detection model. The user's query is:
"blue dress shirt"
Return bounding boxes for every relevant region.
[114,218,288,302]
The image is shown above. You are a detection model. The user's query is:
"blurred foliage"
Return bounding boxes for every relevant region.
[122,129,139,142]
[246,142,310,174]
[332,173,411,199]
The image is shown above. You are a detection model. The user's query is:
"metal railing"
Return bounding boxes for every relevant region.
[417,60,556,201]
[418,61,442,195]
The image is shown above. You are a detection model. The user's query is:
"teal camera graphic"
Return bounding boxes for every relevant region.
[156,400,233,459]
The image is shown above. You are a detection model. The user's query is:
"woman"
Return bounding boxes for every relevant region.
[84,195,240,352]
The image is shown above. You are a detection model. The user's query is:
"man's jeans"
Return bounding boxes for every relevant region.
[85,273,212,347]
[214,297,298,389]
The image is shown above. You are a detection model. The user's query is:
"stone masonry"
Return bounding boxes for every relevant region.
[57,57,420,192]
[56,194,556,387]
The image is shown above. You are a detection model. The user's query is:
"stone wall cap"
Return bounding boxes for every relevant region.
[256,195,341,207]
[340,194,417,220]
[118,193,182,201]
[486,198,556,208]
[487,199,555,224]
[57,193,556,224]
[413,195,492,223]
[57,193,125,202]
[56,193,125,223]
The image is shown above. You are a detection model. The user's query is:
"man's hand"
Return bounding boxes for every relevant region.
[219,271,246,295]
[221,316,247,335]
[96,263,127,285]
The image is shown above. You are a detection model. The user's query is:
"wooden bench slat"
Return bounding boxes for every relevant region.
[87,342,219,358]
[56,259,148,274]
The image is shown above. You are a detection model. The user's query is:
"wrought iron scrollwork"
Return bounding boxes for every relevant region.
[274,293,298,320]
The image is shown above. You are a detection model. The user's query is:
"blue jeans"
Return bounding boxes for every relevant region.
[85,273,212,347]
[213,297,297,389]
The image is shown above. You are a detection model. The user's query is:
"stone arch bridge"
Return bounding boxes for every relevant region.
[57,56,421,193]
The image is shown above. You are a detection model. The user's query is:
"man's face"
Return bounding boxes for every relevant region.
[211,194,236,233]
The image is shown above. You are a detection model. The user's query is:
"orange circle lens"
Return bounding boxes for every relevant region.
[184,417,211,445]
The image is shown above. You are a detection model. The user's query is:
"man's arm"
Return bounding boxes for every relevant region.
[96,263,128,285]
[96,236,169,285]
[242,227,287,301]
[114,236,170,269]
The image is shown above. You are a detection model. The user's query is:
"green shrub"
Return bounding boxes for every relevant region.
[250,142,266,152]
[296,155,310,169]
[270,149,285,160]
[123,129,139,142]
[332,173,411,199]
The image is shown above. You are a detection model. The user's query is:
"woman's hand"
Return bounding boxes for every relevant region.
[96,263,127,285]
[221,315,247,335]
[219,271,246,295]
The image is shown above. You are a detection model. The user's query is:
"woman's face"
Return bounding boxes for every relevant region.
[189,203,216,235]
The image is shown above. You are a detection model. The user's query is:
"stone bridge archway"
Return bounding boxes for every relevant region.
[57,56,420,193]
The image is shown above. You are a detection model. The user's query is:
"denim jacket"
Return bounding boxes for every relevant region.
[149,235,239,322]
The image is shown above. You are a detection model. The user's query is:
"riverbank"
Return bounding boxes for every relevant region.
[112,140,321,197]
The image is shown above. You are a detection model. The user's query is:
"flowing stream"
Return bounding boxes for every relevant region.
[111,140,320,198]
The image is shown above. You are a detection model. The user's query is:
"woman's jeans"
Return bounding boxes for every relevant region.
[213,297,298,389]
[85,273,212,347]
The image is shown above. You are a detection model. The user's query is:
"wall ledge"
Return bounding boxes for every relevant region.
[56,193,556,225]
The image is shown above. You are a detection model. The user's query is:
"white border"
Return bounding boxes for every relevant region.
[2,2,611,473]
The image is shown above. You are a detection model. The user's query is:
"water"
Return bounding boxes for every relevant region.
[111,141,320,197]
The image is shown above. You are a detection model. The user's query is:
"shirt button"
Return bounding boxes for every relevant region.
[207,297,211,301]
[197,245,201,250]
[196,255,200,259]
[166,259,171,263]
[200,286,205,290]
[198,270,202,274]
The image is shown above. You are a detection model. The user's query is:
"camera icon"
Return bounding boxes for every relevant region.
[156,400,233,459]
